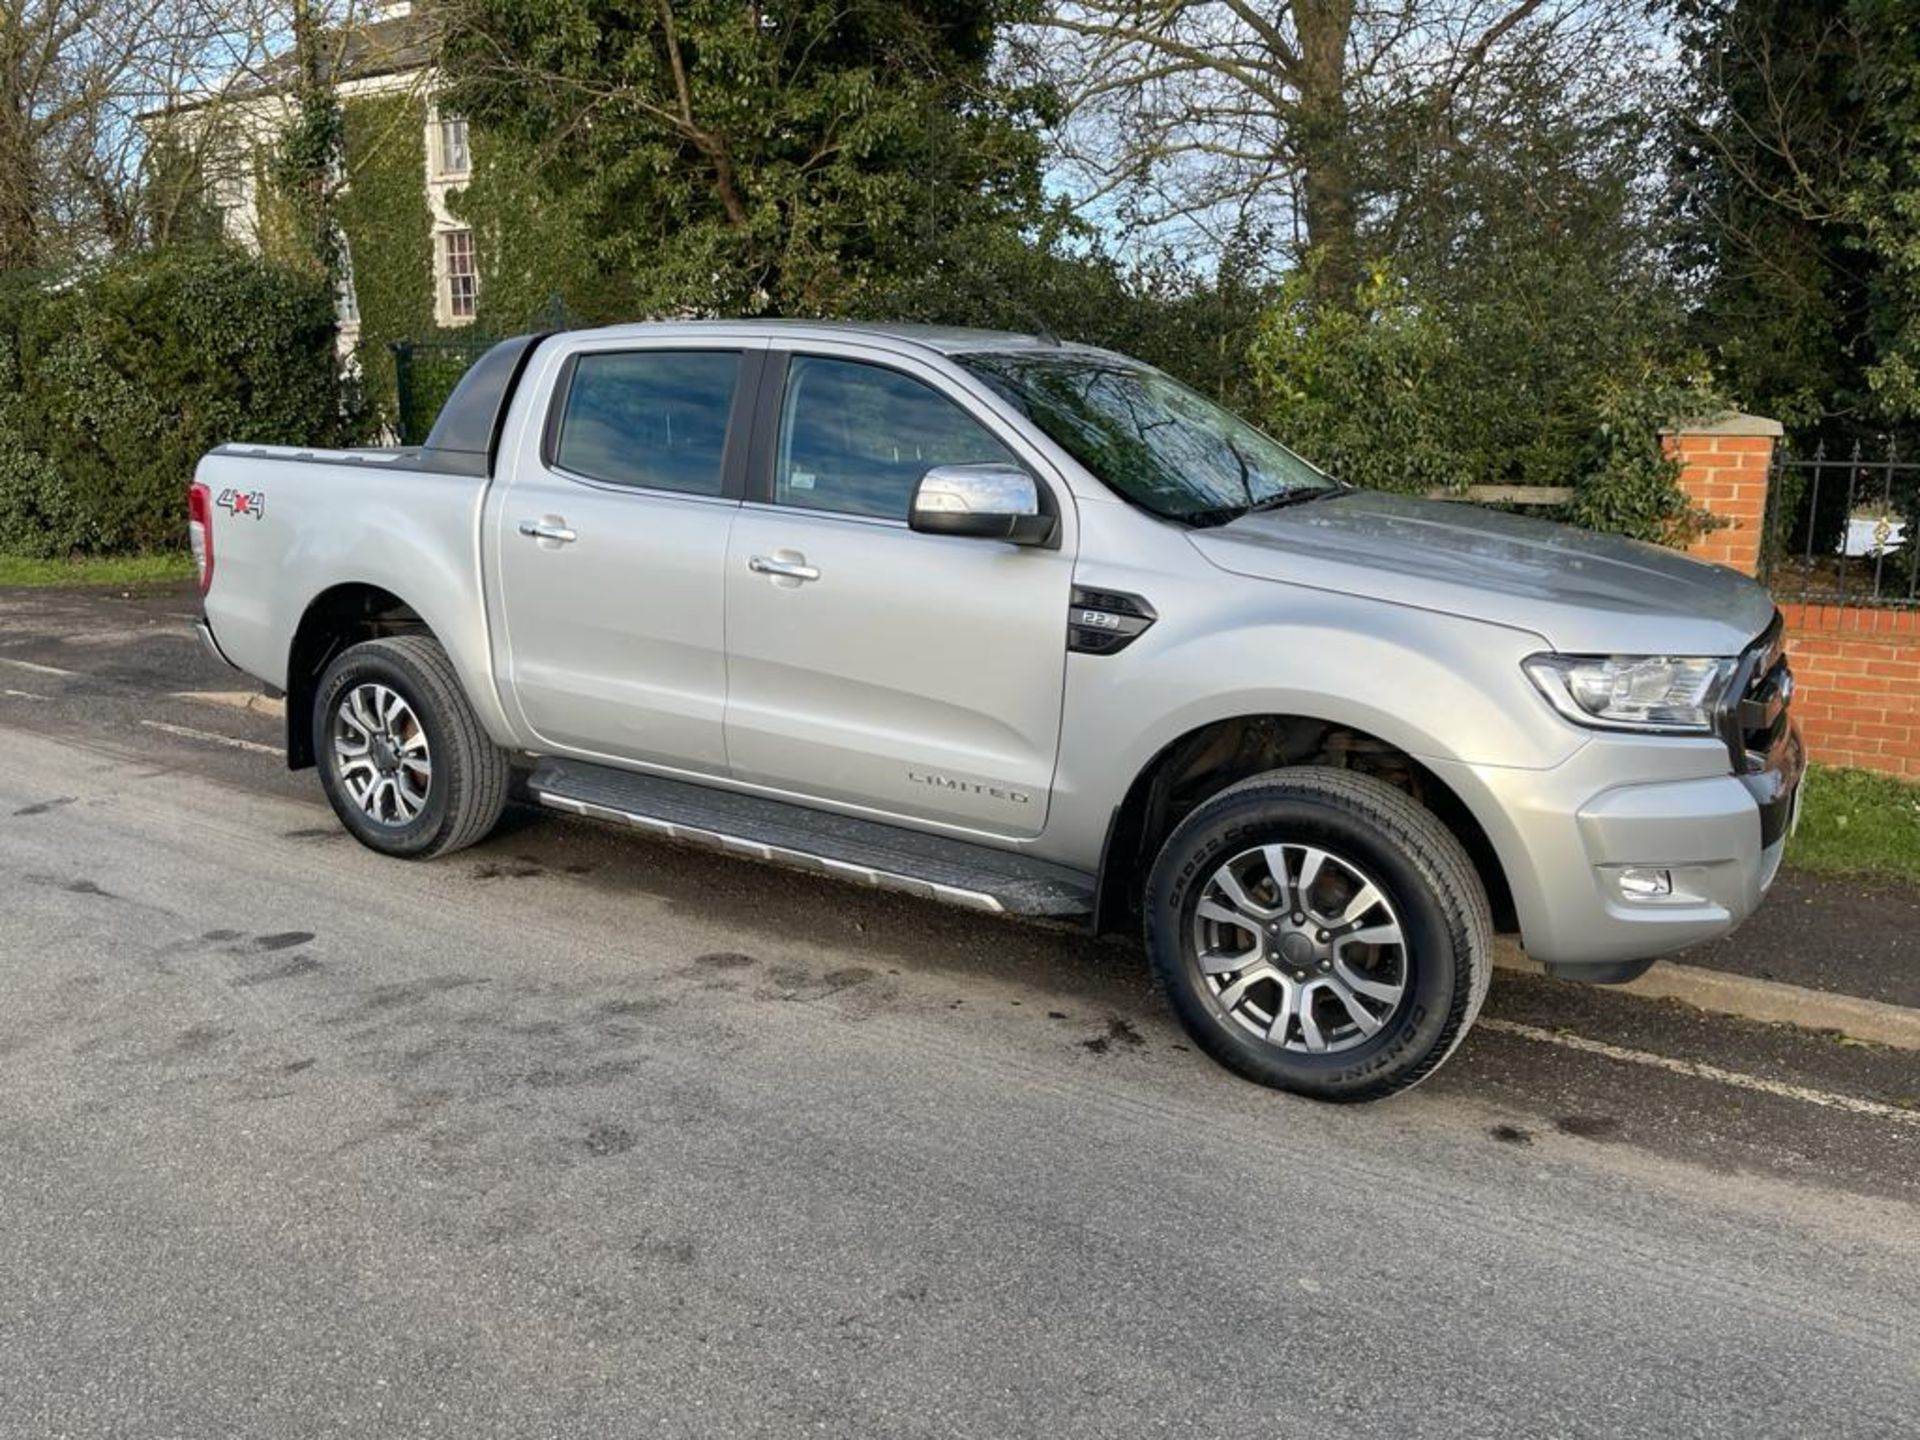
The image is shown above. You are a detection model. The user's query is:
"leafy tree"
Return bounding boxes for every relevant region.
[270,0,347,282]
[1676,0,1920,445]
[1676,0,1920,556]
[1847,1,1920,432]
[1020,2,1715,532]
[437,0,1057,319]
[332,94,438,427]
[136,128,228,249]
[1247,67,1720,539]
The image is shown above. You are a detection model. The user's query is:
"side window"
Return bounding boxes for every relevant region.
[776,356,1019,519]
[553,350,741,496]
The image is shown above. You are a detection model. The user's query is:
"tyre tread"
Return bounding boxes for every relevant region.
[1148,766,1494,1101]
[318,634,510,859]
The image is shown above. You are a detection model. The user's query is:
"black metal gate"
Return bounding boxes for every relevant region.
[1762,442,1919,608]
[388,338,498,447]
[386,296,578,445]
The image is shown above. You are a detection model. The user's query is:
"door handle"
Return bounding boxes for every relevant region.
[519,519,578,544]
[748,554,820,582]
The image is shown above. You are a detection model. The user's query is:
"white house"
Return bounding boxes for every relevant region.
[143,2,478,347]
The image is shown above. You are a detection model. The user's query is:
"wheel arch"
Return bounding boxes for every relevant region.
[1092,713,1517,937]
[284,583,435,769]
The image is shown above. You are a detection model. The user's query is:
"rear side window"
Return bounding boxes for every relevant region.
[775,355,1018,519]
[553,350,740,496]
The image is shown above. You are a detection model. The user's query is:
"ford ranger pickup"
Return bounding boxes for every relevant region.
[190,322,1803,1100]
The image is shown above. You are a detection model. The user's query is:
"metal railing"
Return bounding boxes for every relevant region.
[385,295,579,445]
[1762,442,1919,608]
[389,338,497,447]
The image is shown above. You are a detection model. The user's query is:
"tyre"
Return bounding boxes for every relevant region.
[313,634,510,859]
[1144,767,1492,1102]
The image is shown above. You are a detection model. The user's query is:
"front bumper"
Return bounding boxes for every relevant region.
[1429,720,1804,978]
[1432,615,1803,979]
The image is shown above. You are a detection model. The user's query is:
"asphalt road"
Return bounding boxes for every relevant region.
[1,584,1917,1439]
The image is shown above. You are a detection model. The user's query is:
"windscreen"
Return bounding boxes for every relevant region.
[955,350,1334,524]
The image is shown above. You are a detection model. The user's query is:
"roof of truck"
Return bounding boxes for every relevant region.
[561,319,1098,356]
[413,323,1120,475]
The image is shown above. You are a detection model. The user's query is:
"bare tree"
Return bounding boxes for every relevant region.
[0,0,235,264]
[1031,1,1650,303]
[0,0,397,265]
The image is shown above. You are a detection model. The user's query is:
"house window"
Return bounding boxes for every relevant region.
[437,113,470,177]
[441,228,477,322]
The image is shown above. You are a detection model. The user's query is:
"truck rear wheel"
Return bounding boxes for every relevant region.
[1144,768,1492,1102]
[313,635,510,859]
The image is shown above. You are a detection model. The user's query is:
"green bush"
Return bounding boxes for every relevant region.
[1247,265,1466,496]
[1247,263,1721,543]
[0,246,359,557]
[392,341,493,445]
[876,217,1276,415]
[335,94,438,429]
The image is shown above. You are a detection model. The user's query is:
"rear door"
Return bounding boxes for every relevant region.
[721,344,1075,838]
[490,339,765,772]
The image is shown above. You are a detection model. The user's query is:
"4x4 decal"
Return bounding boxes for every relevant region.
[217,488,266,519]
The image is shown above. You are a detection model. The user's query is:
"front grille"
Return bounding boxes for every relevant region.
[1718,614,1792,773]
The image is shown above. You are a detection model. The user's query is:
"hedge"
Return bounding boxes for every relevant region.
[334,94,437,431]
[0,246,361,557]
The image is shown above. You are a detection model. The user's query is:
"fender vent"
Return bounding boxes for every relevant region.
[1068,586,1157,655]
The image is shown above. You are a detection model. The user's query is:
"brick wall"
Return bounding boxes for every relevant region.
[1667,414,1782,575]
[1660,415,1917,781]
[1773,604,1920,779]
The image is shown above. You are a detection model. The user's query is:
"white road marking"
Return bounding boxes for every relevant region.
[138,720,279,757]
[2,689,50,701]
[0,656,77,677]
[1481,1019,1920,1124]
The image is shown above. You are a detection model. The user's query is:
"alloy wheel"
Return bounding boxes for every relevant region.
[1190,842,1408,1054]
[331,682,432,826]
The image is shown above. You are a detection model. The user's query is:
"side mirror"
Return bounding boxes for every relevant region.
[909,464,1056,547]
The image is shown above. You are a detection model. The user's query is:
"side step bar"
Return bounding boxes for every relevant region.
[526,758,1096,919]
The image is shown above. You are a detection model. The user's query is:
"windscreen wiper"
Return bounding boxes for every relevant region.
[1179,505,1247,528]
[1244,483,1346,513]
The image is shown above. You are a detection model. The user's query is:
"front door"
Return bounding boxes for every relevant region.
[722,349,1074,838]
[491,343,758,772]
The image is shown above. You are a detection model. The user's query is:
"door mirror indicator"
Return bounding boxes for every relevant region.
[909,464,1055,546]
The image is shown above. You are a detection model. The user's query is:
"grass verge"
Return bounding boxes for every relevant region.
[0,552,195,588]
[1789,763,1920,881]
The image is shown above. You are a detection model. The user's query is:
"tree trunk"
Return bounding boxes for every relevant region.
[655,0,748,229]
[1293,0,1359,308]
[0,26,36,271]
[284,0,339,280]
[0,119,35,270]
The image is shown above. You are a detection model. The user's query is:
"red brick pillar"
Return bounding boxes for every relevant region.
[1663,413,1782,575]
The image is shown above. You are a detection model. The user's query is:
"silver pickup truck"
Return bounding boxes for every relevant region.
[192,321,1803,1100]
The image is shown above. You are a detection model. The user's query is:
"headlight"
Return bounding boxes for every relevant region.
[1523,654,1736,734]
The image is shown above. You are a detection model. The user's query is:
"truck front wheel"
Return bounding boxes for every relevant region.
[313,635,510,859]
[1144,767,1492,1102]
